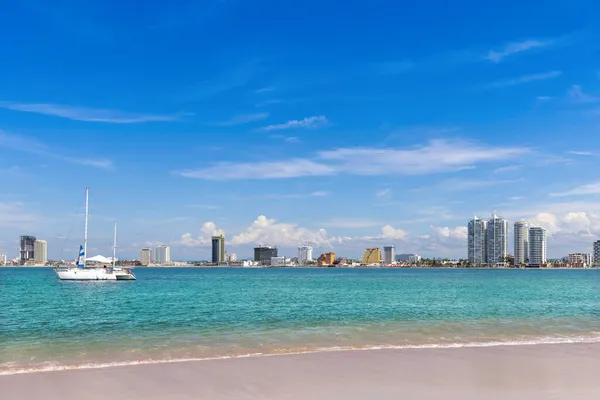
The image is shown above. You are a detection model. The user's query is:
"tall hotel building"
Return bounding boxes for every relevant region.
[514,220,529,266]
[33,240,47,265]
[297,246,313,264]
[528,227,547,267]
[486,215,508,266]
[383,245,396,264]
[140,248,152,266]
[155,245,171,265]
[468,216,487,264]
[211,234,226,263]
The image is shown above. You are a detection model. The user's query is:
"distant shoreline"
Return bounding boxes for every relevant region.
[1,265,597,270]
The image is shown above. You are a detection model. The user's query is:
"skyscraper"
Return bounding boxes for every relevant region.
[594,241,600,267]
[33,240,47,265]
[19,235,36,265]
[468,217,487,264]
[140,248,152,266]
[528,227,547,267]
[297,246,313,264]
[514,220,529,266]
[0,253,7,266]
[211,234,225,263]
[254,246,278,265]
[383,245,396,264]
[486,215,508,266]
[155,245,171,265]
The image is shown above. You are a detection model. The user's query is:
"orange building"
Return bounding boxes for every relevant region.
[318,252,336,266]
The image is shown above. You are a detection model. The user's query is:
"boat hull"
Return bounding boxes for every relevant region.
[55,268,135,281]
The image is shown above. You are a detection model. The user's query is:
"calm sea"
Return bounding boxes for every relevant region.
[2,267,600,374]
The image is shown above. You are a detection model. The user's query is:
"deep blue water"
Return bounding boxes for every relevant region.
[1,267,600,374]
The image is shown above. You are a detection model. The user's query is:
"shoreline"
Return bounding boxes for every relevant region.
[2,342,599,399]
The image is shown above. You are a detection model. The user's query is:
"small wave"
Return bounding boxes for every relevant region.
[2,335,600,376]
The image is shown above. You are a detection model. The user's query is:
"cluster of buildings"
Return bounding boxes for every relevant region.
[1,236,48,266]
[468,214,598,268]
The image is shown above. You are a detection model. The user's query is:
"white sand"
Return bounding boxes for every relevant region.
[1,343,599,399]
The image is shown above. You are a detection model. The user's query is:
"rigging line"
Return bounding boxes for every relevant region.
[59,204,84,261]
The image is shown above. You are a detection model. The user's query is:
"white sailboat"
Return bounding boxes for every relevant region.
[55,188,136,281]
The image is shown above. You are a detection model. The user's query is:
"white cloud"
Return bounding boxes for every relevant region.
[0,131,113,170]
[376,188,391,197]
[231,215,331,246]
[255,86,275,93]
[567,151,594,156]
[568,85,599,103]
[0,202,50,230]
[486,39,553,62]
[436,178,523,191]
[269,135,302,143]
[257,116,329,132]
[550,182,600,197]
[213,113,269,126]
[266,191,330,199]
[322,218,383,229]
[0,102,184,123]
[483,71,562,89]
[177,139,529,180]
[178,159,336,180]
[177,222,225,247]
[493,165,521,173]
[536,96,554,101]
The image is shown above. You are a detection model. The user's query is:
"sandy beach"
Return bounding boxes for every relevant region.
[1,343,599,399]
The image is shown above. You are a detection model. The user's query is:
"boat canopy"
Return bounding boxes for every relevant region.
[85,255,117,263]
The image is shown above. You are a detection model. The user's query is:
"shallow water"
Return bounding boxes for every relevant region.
[2,267,600,374]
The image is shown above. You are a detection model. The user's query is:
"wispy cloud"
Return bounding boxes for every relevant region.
[177,139,529,180]
[536,96,554,101]
[0,131,113,170]
[486,39,553,62]
[568,150,594,156]
[376,188,391,197]
[184,204,220,210]
[372,61,414,75]
[322,218,383,229]
[269,135,301,143]
[255,86,275,93]
[0,102,184,123]
[550,182,600,197]
[568,85,599,103]
[266,191,330,199]
[437,178,524,191]
[483,71,562,89]
[213,112,269,126]
[257,116,329,132]
[493,165,521,173]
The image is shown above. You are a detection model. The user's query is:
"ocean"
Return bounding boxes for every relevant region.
[1,267,600,375]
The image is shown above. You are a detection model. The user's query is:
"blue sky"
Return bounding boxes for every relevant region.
[1,0,600,260]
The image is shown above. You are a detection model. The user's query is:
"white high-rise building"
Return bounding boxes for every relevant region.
[468,216,487,264]
[33,240,47,265]
[155,245,171,265]
[514,220,529,266]
[528,227,547,267]
[140,248,152,266]
[383,245,396,264]
[297,246,313,264]
[227,253,237,262]
[486,215,508,266]
[0,254,6,265]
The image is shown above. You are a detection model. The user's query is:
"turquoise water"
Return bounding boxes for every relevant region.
[2,267,600,374]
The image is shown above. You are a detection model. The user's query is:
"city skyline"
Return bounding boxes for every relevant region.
[1,2,600,260]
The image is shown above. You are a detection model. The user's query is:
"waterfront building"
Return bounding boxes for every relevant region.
[317,252,335,266]
[297,246,313,264]
[362,248,382,264]
[270,256,286,266]
[20,235,36,265]
[155,245,171,265]
[227,253,237,262]
[568,253,592,268]
[408,254,421,264]
[0,254,6,265]
[211,234,226,263]
[140,248,152,266]
[594,241,600,267]
[33,240,47,265]
[528,227,547,267]
[514,220,529,266]
[254,246,278,265]
[467,217,487,265]
[396,253,416,262]
[486,215,508,266]
[383,245,396,264]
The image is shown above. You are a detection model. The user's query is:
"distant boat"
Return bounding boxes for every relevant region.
[55,188,136,281]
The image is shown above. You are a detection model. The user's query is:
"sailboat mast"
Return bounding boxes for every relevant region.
[112,222,117,268]
[83,187,89,268]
